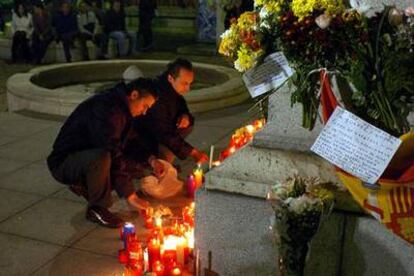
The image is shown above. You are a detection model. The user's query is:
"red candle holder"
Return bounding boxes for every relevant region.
[170,264,183,276]
[118,249,129,264]
[152,260,165,276]
[162,250,177,273]
[148,238,161,271]
[144,216,154,229]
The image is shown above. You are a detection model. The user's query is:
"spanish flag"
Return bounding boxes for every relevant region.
[320,71,414,244]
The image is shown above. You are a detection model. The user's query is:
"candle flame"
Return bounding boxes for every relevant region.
[155,217,162,228]
[172,267,182,275]
[185,228,194,249]
[246,124,255,133]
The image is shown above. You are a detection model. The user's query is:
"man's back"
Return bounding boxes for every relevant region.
[47,84,132,171]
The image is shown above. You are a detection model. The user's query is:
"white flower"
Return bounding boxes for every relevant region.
[315,13,332,29]
[259,7,269,18]
[288,195,322,214]
[349,0,382,18]
[220,29,232,39]
[404,6,414,16]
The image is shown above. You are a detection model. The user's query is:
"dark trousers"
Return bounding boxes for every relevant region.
[31,33,53,64]
[50,149,113,208]
[138,13,154,49]
[79,32,108,60]
[58,31,78,62]
[11,31,31,62]
[50,149,147,208]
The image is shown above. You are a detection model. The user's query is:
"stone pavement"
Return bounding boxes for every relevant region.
[0,99,258,275]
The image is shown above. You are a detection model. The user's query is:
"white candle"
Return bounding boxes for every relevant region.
[209,145,215,169]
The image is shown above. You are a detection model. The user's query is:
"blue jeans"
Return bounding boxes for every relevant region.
[109,31,136,57]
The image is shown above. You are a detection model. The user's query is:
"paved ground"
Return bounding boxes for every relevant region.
[0,56,258,275]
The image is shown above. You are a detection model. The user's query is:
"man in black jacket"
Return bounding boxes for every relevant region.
[47,78,162,228]
[133,58,208,165]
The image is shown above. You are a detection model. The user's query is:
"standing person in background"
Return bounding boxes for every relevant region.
[11,3,33,63]
[53,1,78,62]
[32,2,54,64]
[0,7,5,33]
[77,1,108,60]
[137,0,156,51]
[104,0,135,57]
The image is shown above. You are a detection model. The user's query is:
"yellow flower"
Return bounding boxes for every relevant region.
[237,12,259,30]
[219,28,240,57]
[291,0,344,20]
[234,45,263,72]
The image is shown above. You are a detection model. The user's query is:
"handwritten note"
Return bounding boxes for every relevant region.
[242,52,295,98]
[311,107,402,184]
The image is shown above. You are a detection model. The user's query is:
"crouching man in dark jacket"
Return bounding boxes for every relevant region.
[133,58,208,165]
[47,78,162,228]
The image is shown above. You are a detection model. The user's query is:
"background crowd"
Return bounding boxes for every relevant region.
[8,0,157,63]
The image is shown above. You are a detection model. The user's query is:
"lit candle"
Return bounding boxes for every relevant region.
[155,217,162,229]
[171,264,182,276]
[212,160,221,167]
[144,216,154,229]
[121,222,136,249]
[152,260,165,276]
[124,264,143,276]
[154,217,164,241]
[143,248,149,272]
[186,175,196,198]
[246,124,255,134]
[118,249,129,264]
[185,228,194,251]
[148,238,161,271]
[193,165,203,189]
[229,146,236,154]
[182,207,194,227]
[162,236,178,272]
[176,237,186,266]
[127,237,143,267]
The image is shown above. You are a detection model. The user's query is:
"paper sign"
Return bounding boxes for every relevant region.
[242,52,295,98]
[311,107,402,184]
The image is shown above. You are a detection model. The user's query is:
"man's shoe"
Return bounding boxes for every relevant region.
[86,206,124,228]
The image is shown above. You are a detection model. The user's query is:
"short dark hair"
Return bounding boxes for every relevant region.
[165,58,193,78]
[125,78,159,99]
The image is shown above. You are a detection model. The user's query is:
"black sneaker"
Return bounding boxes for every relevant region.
[86,206,124,228]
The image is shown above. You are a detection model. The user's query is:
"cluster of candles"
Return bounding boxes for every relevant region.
[218,119,265,162]
[185,119,265,199]
[119,203,196,276]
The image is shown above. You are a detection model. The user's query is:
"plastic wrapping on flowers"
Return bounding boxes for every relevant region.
[268,175,335,276]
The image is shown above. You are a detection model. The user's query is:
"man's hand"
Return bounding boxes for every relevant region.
[190,148,208,164]
[127,193,150,212]
[148,156,165,177]
[176,114,191,129]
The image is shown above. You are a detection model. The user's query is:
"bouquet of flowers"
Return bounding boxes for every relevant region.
[268,175,334,276]
[219,0,414,136]
[219,12,264,72]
